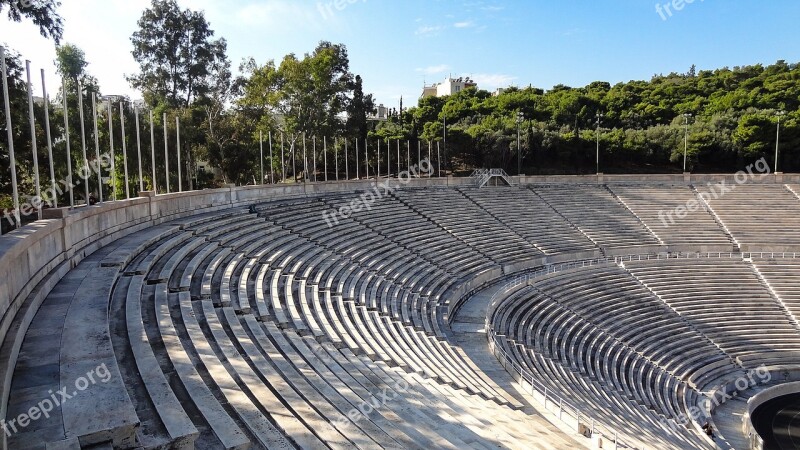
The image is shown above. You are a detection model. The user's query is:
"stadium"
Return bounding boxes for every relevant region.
[4,1,800,450]
[2,167,800,450]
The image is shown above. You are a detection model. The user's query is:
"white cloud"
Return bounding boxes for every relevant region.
[415,64,450,75]
[453,20,475,28]
[415,25,443,36]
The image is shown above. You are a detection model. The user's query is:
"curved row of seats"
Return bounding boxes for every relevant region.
[608,185,733,250]
[489,254,800,449]
[698,184,800,251]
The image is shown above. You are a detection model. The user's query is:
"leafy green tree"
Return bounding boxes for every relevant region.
[129,0,228,108]
[1,0,63,43]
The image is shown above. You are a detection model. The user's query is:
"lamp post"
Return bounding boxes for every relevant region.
[517,111,524,175]
[595,113,603,174]
[683,113,692,172]
[776,110,786,173]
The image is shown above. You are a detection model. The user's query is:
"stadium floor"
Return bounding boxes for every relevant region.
[753,393,800,449]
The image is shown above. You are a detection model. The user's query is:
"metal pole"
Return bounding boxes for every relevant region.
[428,140,432,177]
[345,139,349,180]
[291,136,296,183]
[418,140,421,170]
[259,130,264,184]
[365,138,369,179]
[437,141,441,177]
[41,69,56,207]
[176,116,181,192]
[76,79,88,204]
[135,106,143,193]
[377,138,381,178]
[106,100,115,201]
[517,113,522,176]
[91,93,102,202]
[324,136,328,181]
[302,133,307,182]
[596,113,602,174]
[65,79,74,206]
[312,136,317,182]
[163,112,169,194]
[683,113,690,172]
[386,138,390,177]
[269,131,274,184]
[335,138,339,181]
[280,132,285,182]
[120,101,129,198]
[25,61,42,217]
[776,111,785,173]
[355,138,359,179]
[443,115,447,176]
[396,140,400,176]
[406,140,410,173]
[149,110,156,193]
[1,46,21,227]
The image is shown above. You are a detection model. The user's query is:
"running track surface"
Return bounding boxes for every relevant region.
[752,393,800,449]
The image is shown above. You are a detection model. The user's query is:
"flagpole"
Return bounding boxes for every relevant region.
[41,69,57,207]
[268,131,274,184]
[25,61,42,216]
[163,112,169,194]
[176,116,181,192]
[106,100,115,201]
[281,132,285,182]
[149,110,156,193]
[76,79,88,204]
[135,106,143,192]
[120,101,130,198]
[65,79,75,206]
[1,46,21,226]
[91,93,103,202]
[313,137,317,182]
[259,130,264,184]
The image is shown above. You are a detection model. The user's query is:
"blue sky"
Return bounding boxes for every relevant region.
[2,0,800,108]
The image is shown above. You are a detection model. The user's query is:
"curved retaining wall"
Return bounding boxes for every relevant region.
[743,381,800,449]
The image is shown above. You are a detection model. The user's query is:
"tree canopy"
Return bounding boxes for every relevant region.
[0,0,63,43]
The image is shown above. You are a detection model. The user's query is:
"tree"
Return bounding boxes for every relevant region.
[129,0,228,108]
[1,0,63,43]
[346,75,375,140]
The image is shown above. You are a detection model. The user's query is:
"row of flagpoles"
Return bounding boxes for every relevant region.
[2,46,444,231]
[256,132,444,184]
[1,46,190,229]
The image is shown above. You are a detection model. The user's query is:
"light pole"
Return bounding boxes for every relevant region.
[776,110,786,173]
[683,113,692,172]
[516,111,524,175]
[442,114,447,177]
[595,113,603,174]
